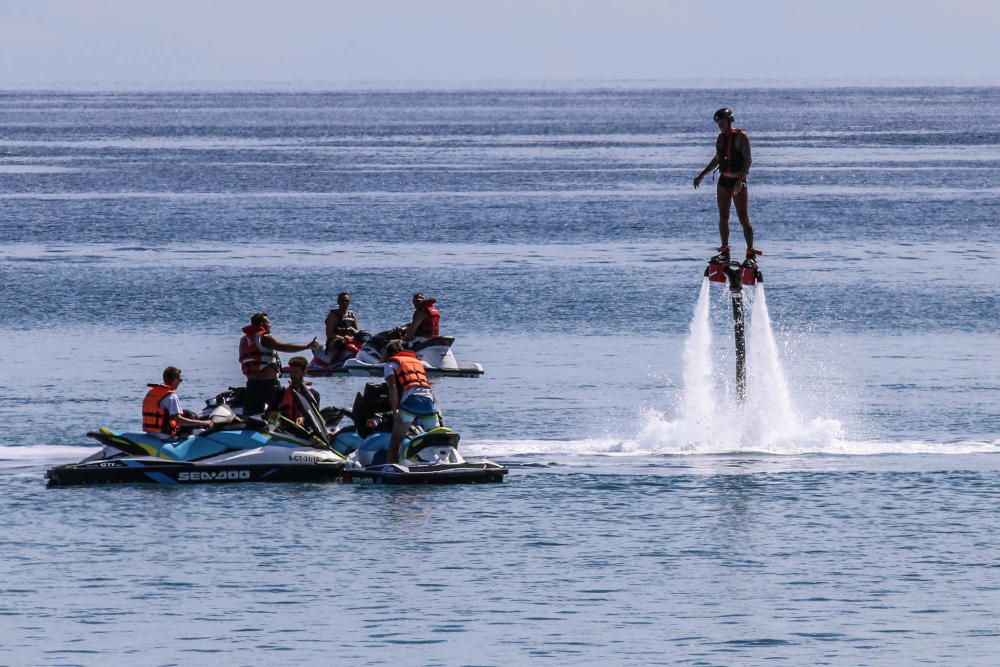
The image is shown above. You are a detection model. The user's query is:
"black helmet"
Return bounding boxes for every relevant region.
[713,107,734,123]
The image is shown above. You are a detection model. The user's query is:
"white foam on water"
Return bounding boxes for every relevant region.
[465,437,1000,458]
[626,276,998,457]
[0,444,98,468]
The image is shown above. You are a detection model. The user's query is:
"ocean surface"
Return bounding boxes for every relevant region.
[1,86,999,665]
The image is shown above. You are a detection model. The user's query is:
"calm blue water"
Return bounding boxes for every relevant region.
[1,87,999,665]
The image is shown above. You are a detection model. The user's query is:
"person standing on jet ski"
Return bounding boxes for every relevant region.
[239,312,319,416]
[267,356,320,426]
[402,292,440,341]
[383,340,442,463]
[142,366,212,438]
[324,291,360,354]
[693,107,759,266]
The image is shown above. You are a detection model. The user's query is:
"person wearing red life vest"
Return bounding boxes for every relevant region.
[266,356,321,427]
[239,312,319,416]
[402,292,440,341]
[382,340,442,463]
[693,107,759,266]
[141,366,212,438]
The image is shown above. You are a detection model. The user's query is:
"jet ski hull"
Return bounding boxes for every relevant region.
[342,461,508,485]
[337,362,484,378]
[46,458,346,486]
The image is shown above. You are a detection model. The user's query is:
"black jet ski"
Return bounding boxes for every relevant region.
[46,388,346,487]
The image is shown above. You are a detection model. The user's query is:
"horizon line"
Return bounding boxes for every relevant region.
[1,77,999,93]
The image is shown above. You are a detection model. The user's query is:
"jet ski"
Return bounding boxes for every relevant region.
[46,387,346,487]
[340,327,484,378]
[330,382,507,484]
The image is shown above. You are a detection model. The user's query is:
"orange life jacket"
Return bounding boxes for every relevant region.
[239,325,281,375]
[142,384,180,436]
[390,350,432,391]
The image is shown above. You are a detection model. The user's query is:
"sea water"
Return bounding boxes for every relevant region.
[1,87,999,665]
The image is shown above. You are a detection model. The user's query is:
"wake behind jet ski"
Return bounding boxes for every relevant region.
[46,387,346,487]
[329,382,507,484]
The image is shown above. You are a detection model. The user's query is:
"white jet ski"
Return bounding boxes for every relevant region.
[340,327,484,378]
[331,383,507,484]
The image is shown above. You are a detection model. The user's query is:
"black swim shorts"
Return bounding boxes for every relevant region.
[718,174,747,191]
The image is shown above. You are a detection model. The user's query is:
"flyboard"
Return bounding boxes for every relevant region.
[704,253,763,404]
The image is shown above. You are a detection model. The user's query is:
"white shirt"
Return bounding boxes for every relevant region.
[159,392,183,416]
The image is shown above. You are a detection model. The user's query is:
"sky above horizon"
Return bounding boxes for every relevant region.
[1,0,998,86]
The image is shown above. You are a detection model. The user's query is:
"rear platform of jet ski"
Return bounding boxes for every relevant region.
[341,360,485,378]
[342,461,508,485]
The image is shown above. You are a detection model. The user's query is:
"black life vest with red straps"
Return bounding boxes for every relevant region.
[716,128,746,174]
[328,309,359,336]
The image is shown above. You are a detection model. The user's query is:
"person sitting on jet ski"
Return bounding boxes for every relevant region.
[383,340,442,463]
[240,312,320,417]
[401,292,440,342]
[142,366,213,439]
[267,356,321,427]
[324,291,361,354]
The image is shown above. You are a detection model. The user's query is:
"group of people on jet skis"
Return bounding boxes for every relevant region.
[143,293,444,464]
[324,291,439,356]
[321,291,441,371]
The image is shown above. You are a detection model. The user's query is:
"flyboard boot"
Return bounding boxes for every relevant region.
[742,247,762,269]
[710,246,731,264]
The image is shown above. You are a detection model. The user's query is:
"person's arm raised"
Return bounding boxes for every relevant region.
[262,333,319,353]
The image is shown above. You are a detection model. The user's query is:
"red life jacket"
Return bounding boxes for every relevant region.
[716,128,746,174]
[390,350,432,391]
[142,384,180,436]
[239,325,281,376]
[415,300,440,338]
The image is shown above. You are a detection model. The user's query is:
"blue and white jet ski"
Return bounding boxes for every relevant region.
[46,389,346,487]
[330,383,507,484]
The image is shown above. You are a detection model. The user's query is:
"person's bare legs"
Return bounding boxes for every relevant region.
[716,184,732,249]
[733,186,754,252]
[388,410,407,463]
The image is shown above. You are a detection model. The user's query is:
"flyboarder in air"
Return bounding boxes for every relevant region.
[693,107,760,267]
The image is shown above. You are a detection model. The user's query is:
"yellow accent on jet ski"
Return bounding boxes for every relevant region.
[274,415,337,452]
[98,426,171,459]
